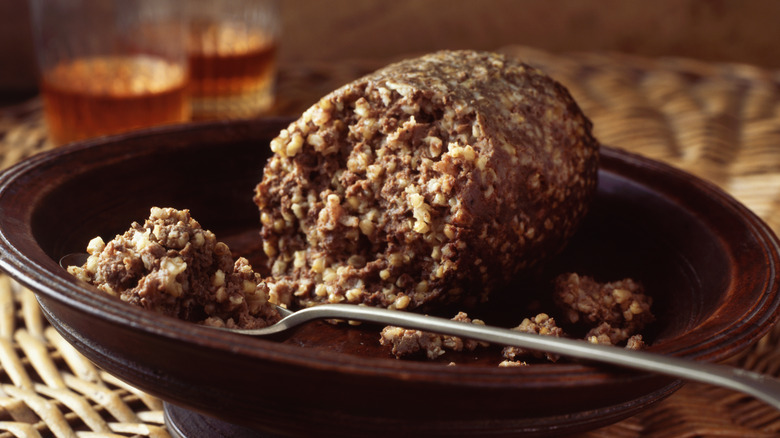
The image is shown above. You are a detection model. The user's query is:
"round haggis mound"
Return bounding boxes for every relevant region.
[254,50,599,311]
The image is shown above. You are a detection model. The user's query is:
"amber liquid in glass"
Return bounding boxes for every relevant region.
[41,56,189,145]
[188,23,277,119]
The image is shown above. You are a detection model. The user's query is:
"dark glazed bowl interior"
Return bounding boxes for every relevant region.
[0,119,778,437]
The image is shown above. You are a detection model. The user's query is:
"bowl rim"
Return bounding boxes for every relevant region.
[0,119,778,388]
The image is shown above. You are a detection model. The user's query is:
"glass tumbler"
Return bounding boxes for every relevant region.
[29,0,189,146]
[187,0,280,120]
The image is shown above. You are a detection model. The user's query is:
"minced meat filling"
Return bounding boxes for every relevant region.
[67,207,281,329]
[501,313,566,363]
[379,312,489,360]
[254,50,599,311]
[553,272,654,343]
[380,273,653,364]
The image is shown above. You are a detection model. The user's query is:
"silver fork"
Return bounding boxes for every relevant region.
[232,302,780,410]
[60,253,780,410]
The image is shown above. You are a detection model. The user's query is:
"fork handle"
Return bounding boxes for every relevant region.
[240,303,780,411]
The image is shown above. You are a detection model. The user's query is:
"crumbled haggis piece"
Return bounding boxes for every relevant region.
[624,334,646,350]
[254,50,599,311]
[553,272,654,345]
[380,311,488,359]
[587,326,647,350]
[584,321,641,347]
[501,313,565,363]
[67,207,281,329]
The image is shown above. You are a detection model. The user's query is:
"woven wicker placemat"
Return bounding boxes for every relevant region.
[0,46,779,437]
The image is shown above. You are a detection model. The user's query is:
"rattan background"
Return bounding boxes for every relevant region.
[0,46,779,437]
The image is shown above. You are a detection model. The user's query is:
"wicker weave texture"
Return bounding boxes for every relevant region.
[0,46,779,437]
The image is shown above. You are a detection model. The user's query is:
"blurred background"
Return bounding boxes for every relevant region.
[3,0,780,104]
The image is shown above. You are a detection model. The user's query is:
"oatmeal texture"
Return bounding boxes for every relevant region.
[623,334,647,350]
[501,313,565,363]
[67,207,281,329]
[380,312,488,359]
[554,272,654,345]
[382,274,653,365]
[254,50,600,310]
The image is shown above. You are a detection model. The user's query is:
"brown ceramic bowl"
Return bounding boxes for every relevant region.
[0,119,778,437]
